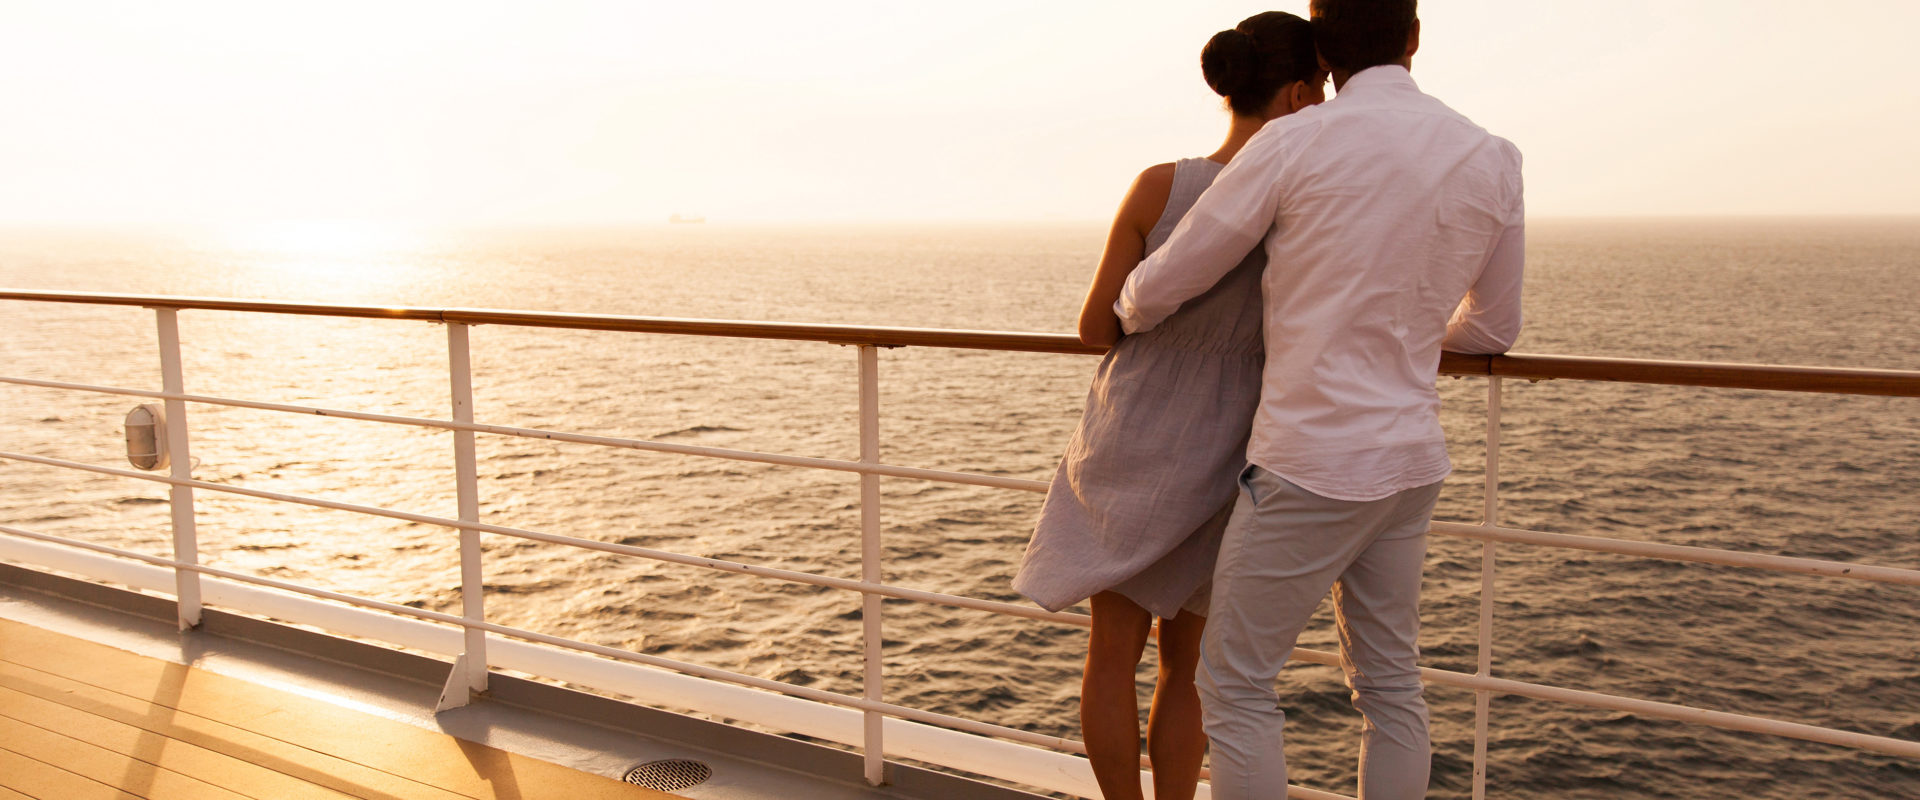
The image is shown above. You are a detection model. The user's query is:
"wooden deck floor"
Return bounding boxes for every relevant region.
[0,617,680,800]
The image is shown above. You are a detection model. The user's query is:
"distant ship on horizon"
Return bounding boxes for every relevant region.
[668,213,706,224]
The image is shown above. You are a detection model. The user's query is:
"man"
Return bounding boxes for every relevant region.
[1112,1,1524,797]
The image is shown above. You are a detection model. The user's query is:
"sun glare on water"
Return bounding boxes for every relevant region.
[212,220,436,294]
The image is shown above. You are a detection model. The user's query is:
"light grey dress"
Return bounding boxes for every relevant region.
[1013,157,1267,619]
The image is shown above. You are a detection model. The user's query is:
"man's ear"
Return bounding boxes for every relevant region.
[1289,81,1310,113]
[1406,19,1421,59]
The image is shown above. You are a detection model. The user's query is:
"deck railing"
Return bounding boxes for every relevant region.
[2,289,1917,800]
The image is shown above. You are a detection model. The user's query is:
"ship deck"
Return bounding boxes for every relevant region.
[0,618,675,800]
[0,566,1042,800]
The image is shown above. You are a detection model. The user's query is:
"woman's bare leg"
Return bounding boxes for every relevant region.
[1084,591,1153,800]
[1147,608,1208,800]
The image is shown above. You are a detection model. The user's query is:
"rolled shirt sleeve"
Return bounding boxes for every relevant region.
[1441,189,1526,354]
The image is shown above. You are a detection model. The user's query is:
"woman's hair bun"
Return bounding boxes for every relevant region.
[1198,12,1318,118]
[1201,28,1258,99]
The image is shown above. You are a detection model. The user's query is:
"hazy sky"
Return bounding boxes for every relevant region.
[3,0,1917,225]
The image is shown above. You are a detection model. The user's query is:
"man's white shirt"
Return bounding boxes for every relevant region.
[1115,65,1525,502]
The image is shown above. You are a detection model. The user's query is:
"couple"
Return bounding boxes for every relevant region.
[1014,2,1525,799]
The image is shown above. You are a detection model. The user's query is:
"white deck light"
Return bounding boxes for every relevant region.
[125,403,168,470]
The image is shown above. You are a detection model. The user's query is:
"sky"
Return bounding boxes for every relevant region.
[2,0,1917,225]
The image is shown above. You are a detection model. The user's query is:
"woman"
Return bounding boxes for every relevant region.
[1012,12,1325,800]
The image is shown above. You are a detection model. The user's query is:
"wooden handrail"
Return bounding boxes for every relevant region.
[5,289,1917,396]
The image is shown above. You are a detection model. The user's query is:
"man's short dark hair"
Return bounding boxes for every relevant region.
[1310,0,1418,73]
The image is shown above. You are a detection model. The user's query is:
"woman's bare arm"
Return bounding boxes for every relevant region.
[1077,163,1176,347]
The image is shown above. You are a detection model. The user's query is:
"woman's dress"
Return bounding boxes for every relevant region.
[1013,157,1267,619]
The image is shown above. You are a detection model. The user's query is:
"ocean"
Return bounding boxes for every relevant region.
[2,218,1917,799]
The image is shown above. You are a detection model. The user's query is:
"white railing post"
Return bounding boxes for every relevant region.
[155,307,201,631]
[857,344,887,786]
[438,322,489,710]
[1472,376,1503,800]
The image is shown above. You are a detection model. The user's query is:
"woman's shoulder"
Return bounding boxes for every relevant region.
[1133,162,1179,197]
[1119,162,1181,237]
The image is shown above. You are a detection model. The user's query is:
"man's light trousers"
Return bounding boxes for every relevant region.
[1198,466,1442,800]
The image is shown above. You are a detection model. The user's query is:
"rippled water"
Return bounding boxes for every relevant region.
[3,219,1918,799]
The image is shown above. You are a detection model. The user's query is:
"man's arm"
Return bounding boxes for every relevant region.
[1114,128,1293,334]
[1442,191,1526,354]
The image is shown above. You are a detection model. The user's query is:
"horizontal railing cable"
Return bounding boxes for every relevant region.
[1430,521,1920,586]
[1277,649,1920,759]
[1422,668,1920,759]
[0,375,1049,493]
[0,450,1076,624]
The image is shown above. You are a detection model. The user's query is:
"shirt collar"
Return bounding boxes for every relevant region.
[1338,64,1418,95]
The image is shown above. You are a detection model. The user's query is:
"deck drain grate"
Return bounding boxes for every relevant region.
[623,759,713,791]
